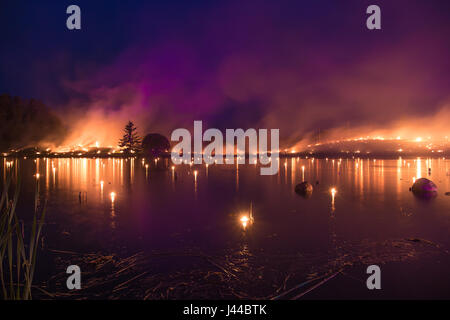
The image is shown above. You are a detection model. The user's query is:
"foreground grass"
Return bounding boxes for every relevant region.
[0,163,45,300]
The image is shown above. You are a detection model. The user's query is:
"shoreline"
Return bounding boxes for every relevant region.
[1,152,449,160]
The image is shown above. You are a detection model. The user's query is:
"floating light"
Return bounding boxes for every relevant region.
[240,215,249,229]
[331,188,337,196]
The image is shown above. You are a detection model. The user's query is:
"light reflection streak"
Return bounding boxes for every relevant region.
[194,170,198,197]
[291,158,296,186]
[235,162,239,191]
[416,157,422,179]
[110,191,116,229]
[330,188,337,213]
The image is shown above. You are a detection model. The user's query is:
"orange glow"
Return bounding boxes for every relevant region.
[240,215,249,229]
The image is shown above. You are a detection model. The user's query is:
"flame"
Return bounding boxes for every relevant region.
[240,215,249,228]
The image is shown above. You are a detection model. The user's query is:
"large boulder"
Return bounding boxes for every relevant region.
[142,133,170,157]
[411,178,437,198]
[295,181,313,197]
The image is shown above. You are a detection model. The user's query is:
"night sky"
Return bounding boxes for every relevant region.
[0,0,449,146]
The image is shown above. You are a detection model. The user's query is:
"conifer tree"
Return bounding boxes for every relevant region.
[118,121,142,153]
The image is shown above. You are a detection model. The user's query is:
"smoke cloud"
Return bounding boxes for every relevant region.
[8,1,447,150]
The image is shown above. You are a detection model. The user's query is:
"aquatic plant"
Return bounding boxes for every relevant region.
[0,163,46,300]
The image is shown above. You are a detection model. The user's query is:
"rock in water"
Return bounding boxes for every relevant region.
[411,178,437,198]
[295,181,313,197]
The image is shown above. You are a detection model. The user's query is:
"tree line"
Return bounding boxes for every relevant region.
[0,94,66,151]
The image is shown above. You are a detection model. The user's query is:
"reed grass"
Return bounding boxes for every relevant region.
[0,163,46,300]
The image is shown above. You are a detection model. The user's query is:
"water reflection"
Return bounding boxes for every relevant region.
[110,191,116,228]
[330,188,337,213]
[194,169,198,197]
[1,156,449,259]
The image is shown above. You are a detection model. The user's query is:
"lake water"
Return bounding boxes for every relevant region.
[2,157,450,298]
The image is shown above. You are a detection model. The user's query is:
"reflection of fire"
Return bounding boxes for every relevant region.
[330,188,337,212]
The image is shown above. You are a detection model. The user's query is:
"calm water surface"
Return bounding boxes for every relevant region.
[2,157,450,297]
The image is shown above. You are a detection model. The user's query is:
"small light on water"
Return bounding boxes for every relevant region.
[330,188,337,212]
[240,215,249,229]
[110,192,116,203]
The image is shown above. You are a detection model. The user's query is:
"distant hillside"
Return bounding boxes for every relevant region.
[298,139,449,157]
[0,94,66,151]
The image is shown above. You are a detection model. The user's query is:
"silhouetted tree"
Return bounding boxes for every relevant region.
[118,121,142,153]
[142,133,170,157]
